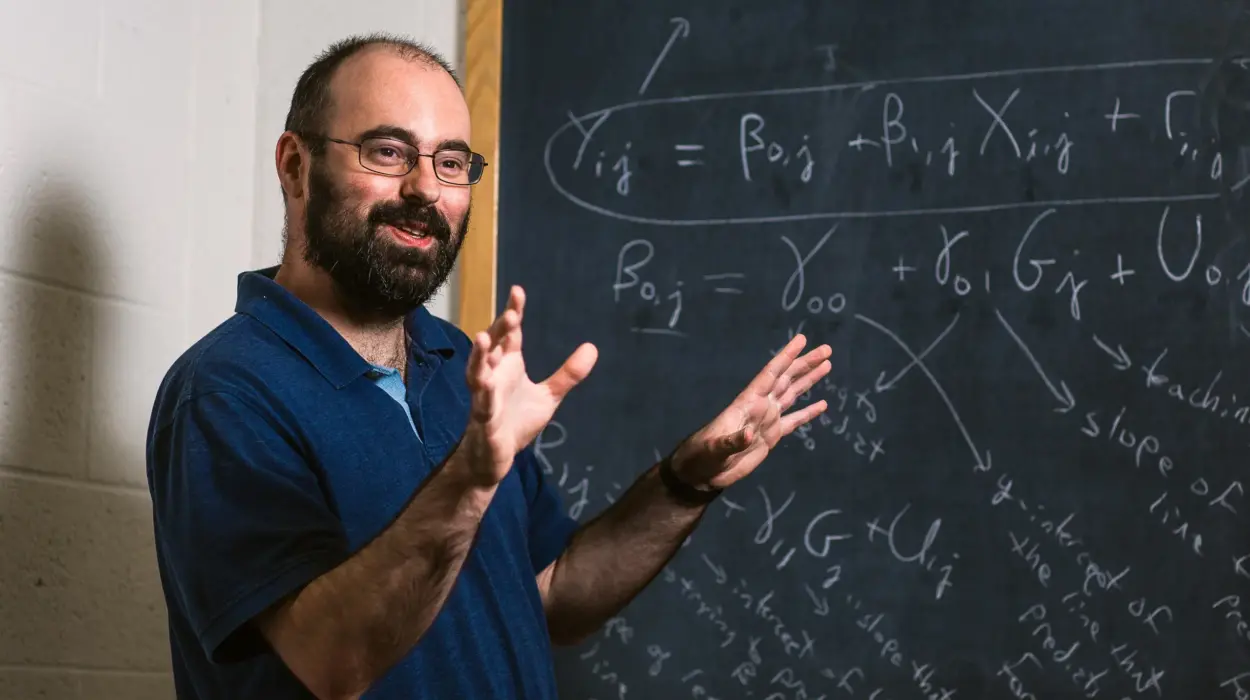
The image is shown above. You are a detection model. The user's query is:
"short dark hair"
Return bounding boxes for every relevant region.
[283,33,460,151]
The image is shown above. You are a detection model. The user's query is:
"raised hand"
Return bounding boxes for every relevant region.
[669,334,832,491]
[462,286,599,486]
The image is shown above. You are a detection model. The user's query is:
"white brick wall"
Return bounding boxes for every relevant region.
[0,1,464,694]
[0,0,260,693]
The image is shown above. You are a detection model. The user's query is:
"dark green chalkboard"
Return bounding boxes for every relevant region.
[497,1,1250,697]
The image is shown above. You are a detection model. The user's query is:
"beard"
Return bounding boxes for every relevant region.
[301,159,467,319]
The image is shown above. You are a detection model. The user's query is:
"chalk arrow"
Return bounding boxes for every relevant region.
[855,313,988,472]
[804,584,830,616]
[874,370,895,393]
[872,313,961,394]
[701,554,726,584]
[1092,334,1132,370]
[1055,382,1076,413]
[638,17,691,95]
[994,308,1076,413]
[975,449,993,474]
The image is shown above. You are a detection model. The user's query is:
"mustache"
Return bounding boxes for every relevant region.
[368,200,453,242]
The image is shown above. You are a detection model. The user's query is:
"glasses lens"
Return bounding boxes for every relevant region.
[434,150,479,184]
[359,137,414,176]
[467,154,485,185]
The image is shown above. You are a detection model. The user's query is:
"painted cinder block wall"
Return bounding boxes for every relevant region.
[0,1,462,696]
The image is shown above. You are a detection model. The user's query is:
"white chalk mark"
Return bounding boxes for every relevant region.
[632,327,687,337]
[874,313,961,392]
[854,313,989,471]
[619,58,1213,113]
[974,87,1022,157]
[544,157,1221,225]
[547,58,1219,227]
[677,159,704,167]
[804,584,830,616]
[1092,334,1132,370]
[703,272,745,280]
[1104,97,1141,132]
[566,110,613,170]
[674,144,705,151]
[701,554,727,583]
[638,17,690,95]
[713,288,743,294]
[1165,90,1196,140]
[993,308,1076,412]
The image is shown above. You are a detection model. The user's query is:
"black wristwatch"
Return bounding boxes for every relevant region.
[658,453,723,505]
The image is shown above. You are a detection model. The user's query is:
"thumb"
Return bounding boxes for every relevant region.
[543,342,598,400]
[711,424,753,459]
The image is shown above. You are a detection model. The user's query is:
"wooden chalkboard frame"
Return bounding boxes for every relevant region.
[457,0,504,337]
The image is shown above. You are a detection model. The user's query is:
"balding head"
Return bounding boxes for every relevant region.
[284,34,461,151]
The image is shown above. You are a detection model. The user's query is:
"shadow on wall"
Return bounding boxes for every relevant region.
[0,170,174,698]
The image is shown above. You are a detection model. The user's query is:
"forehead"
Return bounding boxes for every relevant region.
[326,48,470,145]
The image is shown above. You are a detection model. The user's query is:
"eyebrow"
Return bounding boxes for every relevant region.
[358,125,473,153]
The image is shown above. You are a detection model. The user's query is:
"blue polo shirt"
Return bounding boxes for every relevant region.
[145,266,578,699]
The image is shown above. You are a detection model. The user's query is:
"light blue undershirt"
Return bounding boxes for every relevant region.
[366,364,421,443]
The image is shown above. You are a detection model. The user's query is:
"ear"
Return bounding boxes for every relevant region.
[275,132,309,202]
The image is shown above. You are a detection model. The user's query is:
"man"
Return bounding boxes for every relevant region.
[146,34,831,700]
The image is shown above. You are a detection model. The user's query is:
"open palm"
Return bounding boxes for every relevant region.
[464,286,598,484]
[670,334,832,490]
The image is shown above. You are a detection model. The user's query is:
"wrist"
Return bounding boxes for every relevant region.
[456,423,512,487]
[658,452,723,506]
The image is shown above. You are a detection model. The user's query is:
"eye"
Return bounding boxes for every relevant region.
[361,138,411,169]
[369,145,405,163]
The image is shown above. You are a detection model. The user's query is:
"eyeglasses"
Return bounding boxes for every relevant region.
[308,134,488,185]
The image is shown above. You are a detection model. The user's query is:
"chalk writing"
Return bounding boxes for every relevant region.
[524,12,1250,700]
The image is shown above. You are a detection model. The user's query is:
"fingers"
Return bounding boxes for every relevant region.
[779,399,828,436]
[465,286,527,422]
[480,286,526,366]
[778,357,832,408]
[467,330,490,385]
[499,286,525,354]
[770,341,831,405]
[466,330,497,418]
[543,342,599,400]
[744,333,808,397]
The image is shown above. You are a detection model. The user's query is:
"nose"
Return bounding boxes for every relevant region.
[399,155,442,204]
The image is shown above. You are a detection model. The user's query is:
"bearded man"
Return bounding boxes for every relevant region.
[145,34,831,700]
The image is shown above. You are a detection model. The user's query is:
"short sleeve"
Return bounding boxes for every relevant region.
[514,446,579,574]
[149,391,349,664]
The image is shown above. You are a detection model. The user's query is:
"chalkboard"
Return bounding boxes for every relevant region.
[494,1,1250,697]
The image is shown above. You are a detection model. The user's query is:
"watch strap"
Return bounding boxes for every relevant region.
[658,453,723,505]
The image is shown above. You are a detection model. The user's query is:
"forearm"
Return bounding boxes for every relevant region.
[259,440,496,699]
[543,460,708,644]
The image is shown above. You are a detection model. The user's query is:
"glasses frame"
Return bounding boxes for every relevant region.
[303,133,488,186]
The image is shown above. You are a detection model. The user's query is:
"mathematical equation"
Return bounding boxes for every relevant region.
[611,202,1250,341]
[545,391,1250,699]
[536,11,1250,700]
[548,61,1249,227]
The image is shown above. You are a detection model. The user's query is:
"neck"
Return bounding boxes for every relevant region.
[274,258,408,370]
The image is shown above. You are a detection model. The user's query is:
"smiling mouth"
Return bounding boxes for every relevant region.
[387,222,432,239]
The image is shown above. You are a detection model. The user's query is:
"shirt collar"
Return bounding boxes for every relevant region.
[234,266,456,389]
